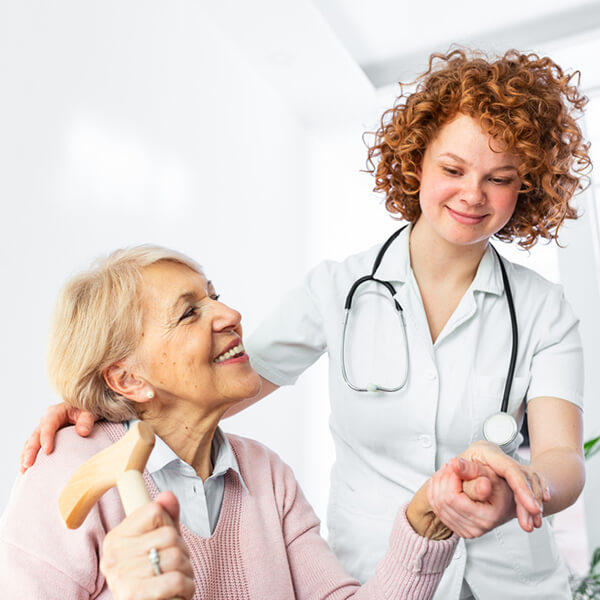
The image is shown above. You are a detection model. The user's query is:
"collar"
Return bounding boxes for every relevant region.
[373,222,504,296]
[125,419,248,491]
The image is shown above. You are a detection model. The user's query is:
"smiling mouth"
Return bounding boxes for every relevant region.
[214,342,245,363]
[446,206,487,224]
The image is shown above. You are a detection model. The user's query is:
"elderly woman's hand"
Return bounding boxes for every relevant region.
[20,402,98,472]
[459,441,550,532]
[100,492,194,600]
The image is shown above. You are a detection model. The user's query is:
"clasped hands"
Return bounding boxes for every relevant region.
[415,441,549,539]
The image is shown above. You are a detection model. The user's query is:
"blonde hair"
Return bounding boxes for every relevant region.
[47,246,203,421]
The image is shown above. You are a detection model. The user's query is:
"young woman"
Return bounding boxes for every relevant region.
[23,49,592,599]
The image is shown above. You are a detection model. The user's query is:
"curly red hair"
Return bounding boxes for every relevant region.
[366,49,592,248]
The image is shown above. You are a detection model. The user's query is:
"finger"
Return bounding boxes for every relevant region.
[515,501,534,533]
[477,454,541,515]
[20,426,42,472]
[448,458,494,502]
[104,523,189,572]
[434,498,487,538]
[39,404,70,454]
[132,544,194,579]
[462,476,492,502]
[154,492,180,527]
[73,409,96,436]
[529,472,545,508]
[113,502,177,539]
[449,457,486,482]
[543,486,551,503]
[532,471,550,506]
[429,466,489,537]
[135,571,195,600]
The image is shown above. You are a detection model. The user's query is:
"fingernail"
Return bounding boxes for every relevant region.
[458,458,466,470]
[528,515,533,528]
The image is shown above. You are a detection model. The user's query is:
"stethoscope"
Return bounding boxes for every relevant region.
[341,224,520,451]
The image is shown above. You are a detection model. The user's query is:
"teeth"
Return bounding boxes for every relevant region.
[214,342,244,363]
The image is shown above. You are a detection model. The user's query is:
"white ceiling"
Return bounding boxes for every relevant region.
[204,0,600,126]
[314,0,600,86]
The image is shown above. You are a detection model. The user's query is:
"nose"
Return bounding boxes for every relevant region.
[460,175,485,206]
[211,300,242,333]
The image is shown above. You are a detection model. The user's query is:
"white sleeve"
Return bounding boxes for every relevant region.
[527,286,584,409]
[245,264,329,386]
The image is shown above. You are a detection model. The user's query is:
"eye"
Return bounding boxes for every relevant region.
[490,177,513,185]
[178,306,197,323]
[210,294,220,301]
[442,166,462,176]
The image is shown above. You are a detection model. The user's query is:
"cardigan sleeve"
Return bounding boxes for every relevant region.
[278,463,457,599]
[0,537,90,600]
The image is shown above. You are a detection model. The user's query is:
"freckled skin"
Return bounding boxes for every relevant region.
[417,114,522,250]
[130,262,261,416]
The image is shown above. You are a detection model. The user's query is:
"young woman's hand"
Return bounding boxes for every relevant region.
[20,402,98,472]
[101,492,194,600]
[407,458,492,540]
[458,441,550,532]
[427,457,516,538]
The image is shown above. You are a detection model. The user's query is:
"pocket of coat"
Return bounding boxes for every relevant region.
[494,519,562,585]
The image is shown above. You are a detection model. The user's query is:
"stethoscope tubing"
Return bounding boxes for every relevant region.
[341,225,518,412]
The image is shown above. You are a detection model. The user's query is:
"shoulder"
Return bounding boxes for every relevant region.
[503,258,568,308]
[226,433,291,476]
[7,424,115,502]
[0,423,122,593]
[225,433,299,500]
[304,242,383,298]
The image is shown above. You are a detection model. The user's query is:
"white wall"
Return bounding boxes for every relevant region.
[0,1,319,516]
[2,0,600,560]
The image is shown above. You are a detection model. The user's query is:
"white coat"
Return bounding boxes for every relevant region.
[246,225,583,599]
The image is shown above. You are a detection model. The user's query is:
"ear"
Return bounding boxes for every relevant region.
[103,363,152,405]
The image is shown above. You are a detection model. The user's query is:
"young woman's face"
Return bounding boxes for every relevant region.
[417,114,522,248]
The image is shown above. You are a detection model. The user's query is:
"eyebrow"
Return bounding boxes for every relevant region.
[170,279,213,311]
[438,152,518,171]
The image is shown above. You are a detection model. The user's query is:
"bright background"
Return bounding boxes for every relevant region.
[2,0,600,560]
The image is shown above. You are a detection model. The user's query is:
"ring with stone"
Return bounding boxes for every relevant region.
[148,547,161,576]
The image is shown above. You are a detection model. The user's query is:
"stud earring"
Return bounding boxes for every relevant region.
[146,390,155,399]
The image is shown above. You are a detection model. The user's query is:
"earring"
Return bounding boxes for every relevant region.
[146,390,155,399]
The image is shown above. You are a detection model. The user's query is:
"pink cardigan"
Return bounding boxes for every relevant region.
[0,423,457,599]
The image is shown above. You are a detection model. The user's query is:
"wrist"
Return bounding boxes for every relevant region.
[407,487,453,541]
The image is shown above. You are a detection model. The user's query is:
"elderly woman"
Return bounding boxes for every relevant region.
[1,246,535,599]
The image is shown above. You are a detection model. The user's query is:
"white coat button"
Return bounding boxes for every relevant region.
[418,434,433,448]
[425,369,437,380]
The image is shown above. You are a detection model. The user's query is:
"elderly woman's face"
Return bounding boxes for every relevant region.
[133,260,261,410]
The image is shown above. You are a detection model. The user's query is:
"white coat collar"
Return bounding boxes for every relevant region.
[373,222,504,296]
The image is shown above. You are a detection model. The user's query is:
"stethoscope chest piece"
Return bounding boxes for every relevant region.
[483,412,518,451]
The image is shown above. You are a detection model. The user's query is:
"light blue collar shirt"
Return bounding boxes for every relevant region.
[125,420,247,537]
